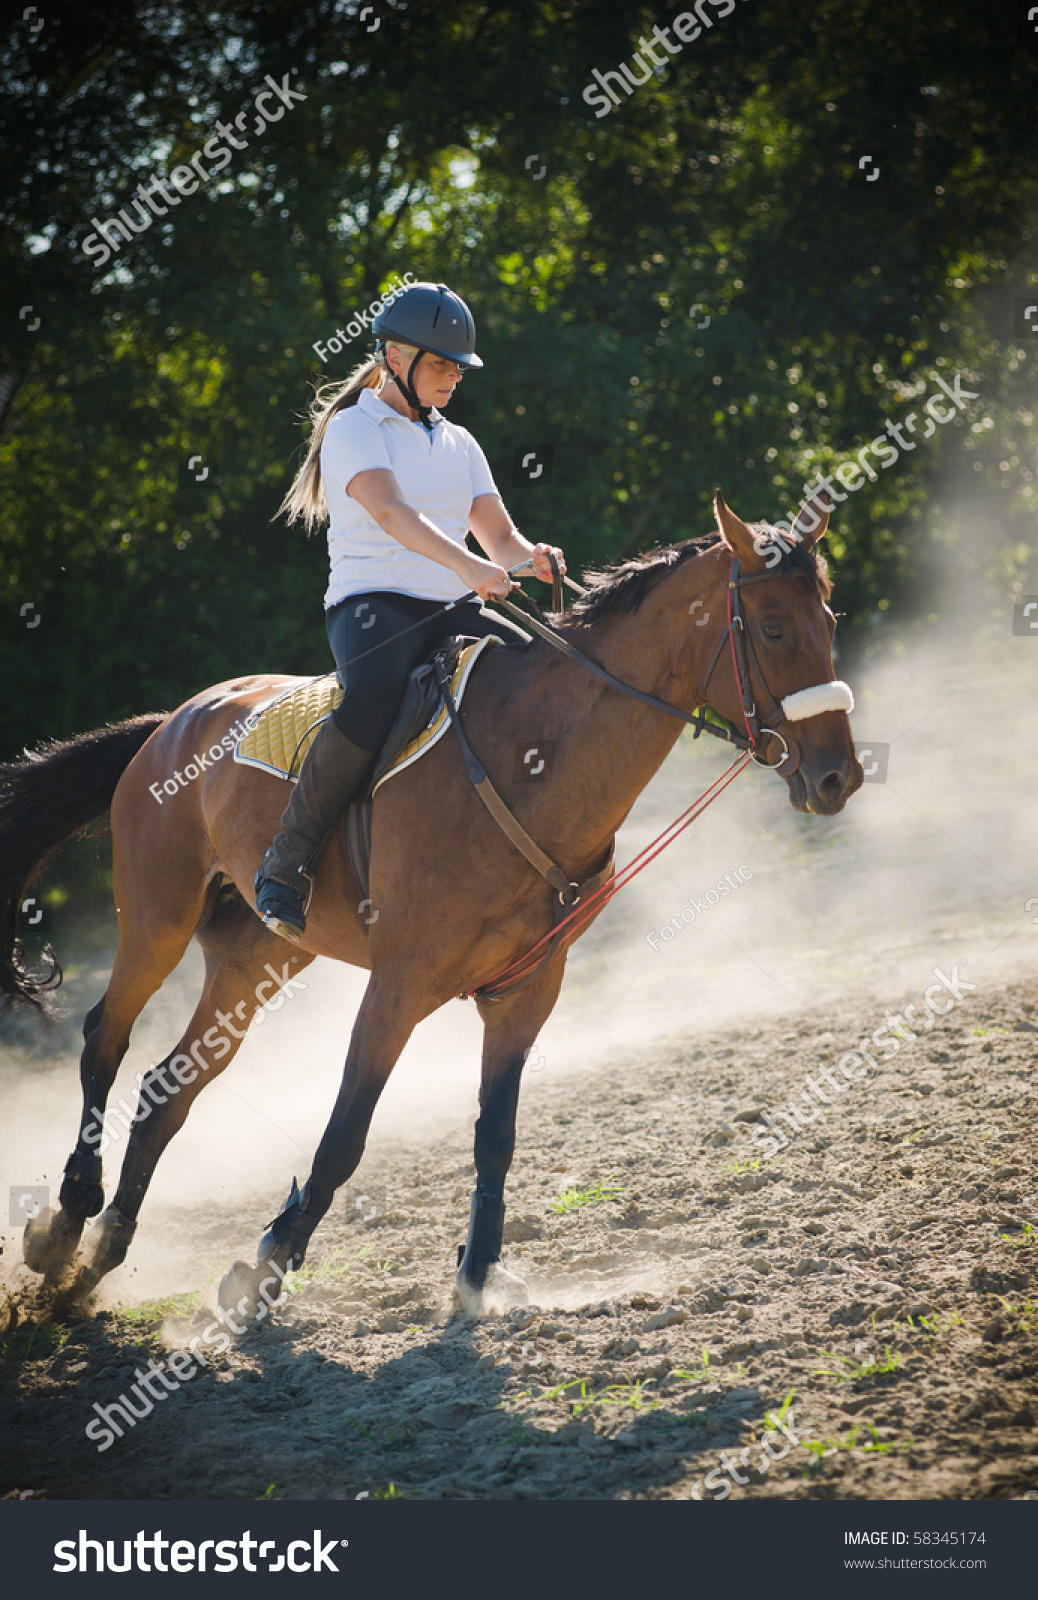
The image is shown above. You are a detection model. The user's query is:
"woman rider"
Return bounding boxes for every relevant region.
[255,281,567,941]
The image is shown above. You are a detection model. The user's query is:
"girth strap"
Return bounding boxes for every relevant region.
[435,655,611,907]
[434,654,615,999]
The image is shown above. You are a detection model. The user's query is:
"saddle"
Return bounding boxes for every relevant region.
[234,635,503,903]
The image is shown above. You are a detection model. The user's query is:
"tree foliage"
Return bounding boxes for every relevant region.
[2,0,1037,757]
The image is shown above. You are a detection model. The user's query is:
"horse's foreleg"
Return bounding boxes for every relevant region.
[455,962,568,1315]
[217,969,418,1327]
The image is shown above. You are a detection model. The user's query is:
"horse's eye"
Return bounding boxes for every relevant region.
[762,622,783,642]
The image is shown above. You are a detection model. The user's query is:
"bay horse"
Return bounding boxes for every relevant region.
[0,493,861,1323]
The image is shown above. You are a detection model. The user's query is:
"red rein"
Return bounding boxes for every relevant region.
[465,750,752,1001]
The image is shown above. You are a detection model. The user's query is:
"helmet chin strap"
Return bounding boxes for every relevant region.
[392,348,433,429]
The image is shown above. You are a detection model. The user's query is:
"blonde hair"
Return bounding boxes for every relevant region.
[279,340,420,531]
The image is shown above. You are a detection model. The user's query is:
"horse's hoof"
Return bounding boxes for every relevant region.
[50,1276,100,1321]
[453,1261,530,1318]
[217,1259,285,1329]
[82,1205,136,1278]
[23,1206,58,1274]
[23,1206,84,1282]
[58,1206,137,1303]
[452,1274,482,1317]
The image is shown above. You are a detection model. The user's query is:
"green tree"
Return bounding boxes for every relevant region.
[2,0,1036,767]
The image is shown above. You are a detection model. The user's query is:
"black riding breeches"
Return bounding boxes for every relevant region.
[325,591,530,752]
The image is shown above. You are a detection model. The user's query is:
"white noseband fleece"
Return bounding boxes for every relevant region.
[780,681,854,722]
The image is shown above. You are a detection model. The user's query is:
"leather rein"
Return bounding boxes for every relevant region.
[436,543,809,1001]
[505,546,806,776]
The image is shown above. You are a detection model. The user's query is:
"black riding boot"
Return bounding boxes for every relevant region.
[254,715,374,942]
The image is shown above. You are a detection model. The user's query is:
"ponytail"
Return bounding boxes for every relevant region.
[278,340,420,531]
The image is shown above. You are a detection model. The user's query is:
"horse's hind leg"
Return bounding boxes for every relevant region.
[25,883,204,1286]
[454,963,568,1315]
[217,967,420,1326]
[65,908,315,1302]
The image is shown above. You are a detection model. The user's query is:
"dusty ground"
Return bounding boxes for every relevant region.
[2,971,1036,1504]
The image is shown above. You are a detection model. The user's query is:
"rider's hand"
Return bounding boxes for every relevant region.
[462,553,515,604]
[531,542,566,584]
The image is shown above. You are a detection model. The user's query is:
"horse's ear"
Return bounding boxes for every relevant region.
[788,487,831,549]
[713,490,765,566]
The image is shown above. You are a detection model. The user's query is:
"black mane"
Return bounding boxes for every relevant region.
[559,527,830,627]
[560,537,717,628]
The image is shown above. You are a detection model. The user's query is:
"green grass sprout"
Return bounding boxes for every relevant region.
[814,1346,902,1381]
[551,1178,627,1215]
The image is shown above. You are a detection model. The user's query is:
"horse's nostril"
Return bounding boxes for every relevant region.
[818,770,844,800]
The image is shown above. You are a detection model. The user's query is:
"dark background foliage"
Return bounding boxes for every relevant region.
[2,0,1036,770]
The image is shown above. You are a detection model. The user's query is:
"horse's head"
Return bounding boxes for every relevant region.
[698,491,863,816]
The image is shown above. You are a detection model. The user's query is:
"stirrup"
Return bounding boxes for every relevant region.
[256,867,314,941]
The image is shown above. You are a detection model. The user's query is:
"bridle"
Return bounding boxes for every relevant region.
[698,551,806,777]
[498,541,831,779]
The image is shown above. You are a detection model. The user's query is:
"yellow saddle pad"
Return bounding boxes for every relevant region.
[234,635,501,790]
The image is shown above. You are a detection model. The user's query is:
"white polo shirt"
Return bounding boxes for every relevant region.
[320,385,500,608]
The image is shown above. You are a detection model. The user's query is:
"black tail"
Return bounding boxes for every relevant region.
[0,713,167,1007]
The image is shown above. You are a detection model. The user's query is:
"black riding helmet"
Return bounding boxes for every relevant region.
[372,281,482,427]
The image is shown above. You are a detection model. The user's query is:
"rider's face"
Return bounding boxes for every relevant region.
[415,353,463,408]
[391,348,463,410]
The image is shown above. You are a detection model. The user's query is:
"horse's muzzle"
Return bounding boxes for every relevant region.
[786,754,863,815]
